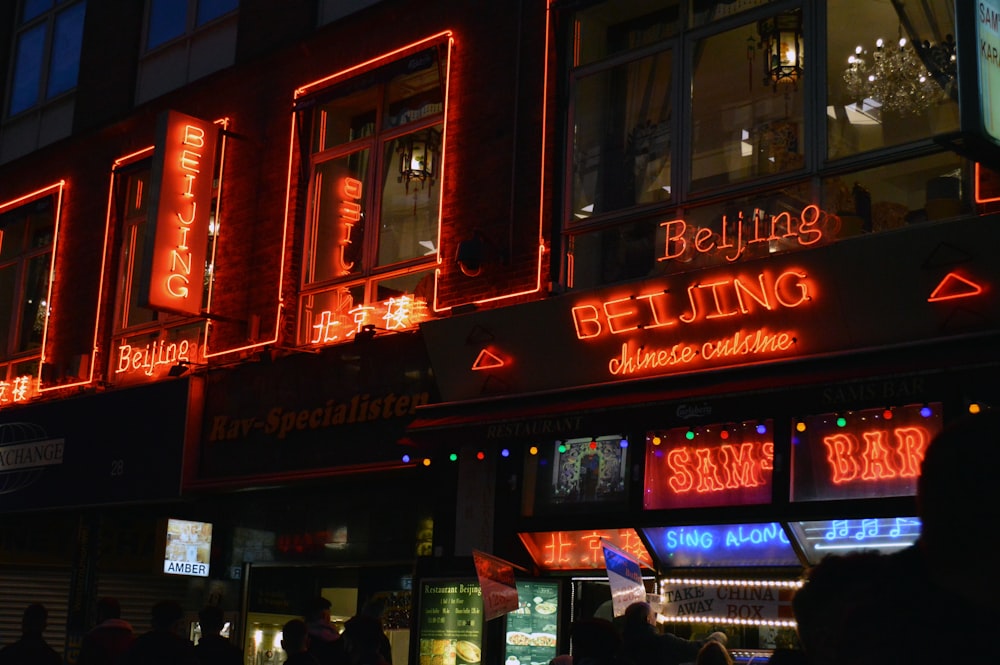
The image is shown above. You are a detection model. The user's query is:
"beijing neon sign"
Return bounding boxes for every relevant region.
[143,111,218,316]
[571,269,813,378]
[334,176,362,275]
[660,204,828,263]
[115,337,197,377]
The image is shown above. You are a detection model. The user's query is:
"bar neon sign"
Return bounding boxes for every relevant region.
[141,111,218,316]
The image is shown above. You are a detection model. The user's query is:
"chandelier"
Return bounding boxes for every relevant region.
[397,128,441,194]
[843,30,954,116]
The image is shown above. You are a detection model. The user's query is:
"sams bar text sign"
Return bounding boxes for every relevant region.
[140,110,218,316]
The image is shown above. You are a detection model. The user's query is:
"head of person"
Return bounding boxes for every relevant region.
[22,603,48,636]
[282,619,310,654]
[198,605,225,636]
[151,600,185,634]
[917,411,1000,603]
[621,601,654,633]
[96,597,121,623]
[695,641,733,665]
[304,596,332,625]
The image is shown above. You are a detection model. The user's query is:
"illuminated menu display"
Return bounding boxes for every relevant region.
[418,579,484,665]
[791,403,942,502]
[643,523,800,568]
[504,581,559,665]
[518,529,653,571]
[644,420,773,510]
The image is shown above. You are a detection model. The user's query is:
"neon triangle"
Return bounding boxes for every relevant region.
[471,348,505,371]
[928,272,985,302]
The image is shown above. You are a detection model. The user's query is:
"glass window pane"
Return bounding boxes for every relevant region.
[196,0,237,25]
[571,50,672,220]
[569,218,665,289]
[21,0,54,23]
[826,0,958,159]
[384,48,442,130]
[0,266,15,356]
[120,222,156,329]
[575,0,680,66]
[691,12,805,191]
[308,151,370,283]
[46,1,85,98]
[9,24,46,115]
[298,283,366,345]
[17,253,50,353]
[147,0,187,49]
[378,126,441,267]
[689,0,776,29]
[372,270,433,329]
[820,153,969,233]
[311,87,379,152]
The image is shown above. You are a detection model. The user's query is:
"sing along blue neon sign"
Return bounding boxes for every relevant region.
[643,523,800,567]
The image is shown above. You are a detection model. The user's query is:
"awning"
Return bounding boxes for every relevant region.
[405,334,1000,447]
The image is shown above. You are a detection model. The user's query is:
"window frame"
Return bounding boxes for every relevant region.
[143,0,239,53]
[293,34,453,346]
[5,0,86,118]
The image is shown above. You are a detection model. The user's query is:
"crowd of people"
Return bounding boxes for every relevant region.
[0,593,394,665]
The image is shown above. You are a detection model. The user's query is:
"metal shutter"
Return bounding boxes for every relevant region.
[0,566,72,652]
[96,573,203,635]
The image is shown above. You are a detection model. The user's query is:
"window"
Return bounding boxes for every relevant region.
[145,0,238,50]
[109,159,218,385]
[0,186,59,404]
[826,0,958,159]
[296,39,451,346]
[563,0,970,291]
[137,0,238,103]
[7,0,86,117]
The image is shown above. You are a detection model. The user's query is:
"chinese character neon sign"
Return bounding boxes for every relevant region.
[518,529,653,571]
[0,375,37,407]
[308,294,429,345]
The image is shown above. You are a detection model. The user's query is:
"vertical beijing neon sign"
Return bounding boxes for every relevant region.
[141,111,218,316]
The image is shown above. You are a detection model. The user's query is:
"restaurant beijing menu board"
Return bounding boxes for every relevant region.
[504,580,559,665]
[418,579,484,665]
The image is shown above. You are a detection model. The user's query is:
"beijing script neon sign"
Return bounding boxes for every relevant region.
[309,295,429,344]
[660,204,829,263]
[0,375,35,407]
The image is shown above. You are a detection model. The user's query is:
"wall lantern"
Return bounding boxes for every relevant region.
[397,128,441,194]
[758,11,803,90]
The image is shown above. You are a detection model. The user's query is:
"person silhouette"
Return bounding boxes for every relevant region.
[793,411,1000,665]
[78,597,134,665]
[0,603,61,665]
[120,600,197,665]
[282,619,320,665]
[304,596,347,665]
[194,605,242,665]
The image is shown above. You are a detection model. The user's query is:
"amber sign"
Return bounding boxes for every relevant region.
[141,110,218,316]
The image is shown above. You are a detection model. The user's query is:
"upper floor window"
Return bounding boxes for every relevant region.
[295,37,452,346]
[7,0,86,117]
[109,138,221,386]
[146,0,238,50]
[0,184,61,404]
[563,0,966,290]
